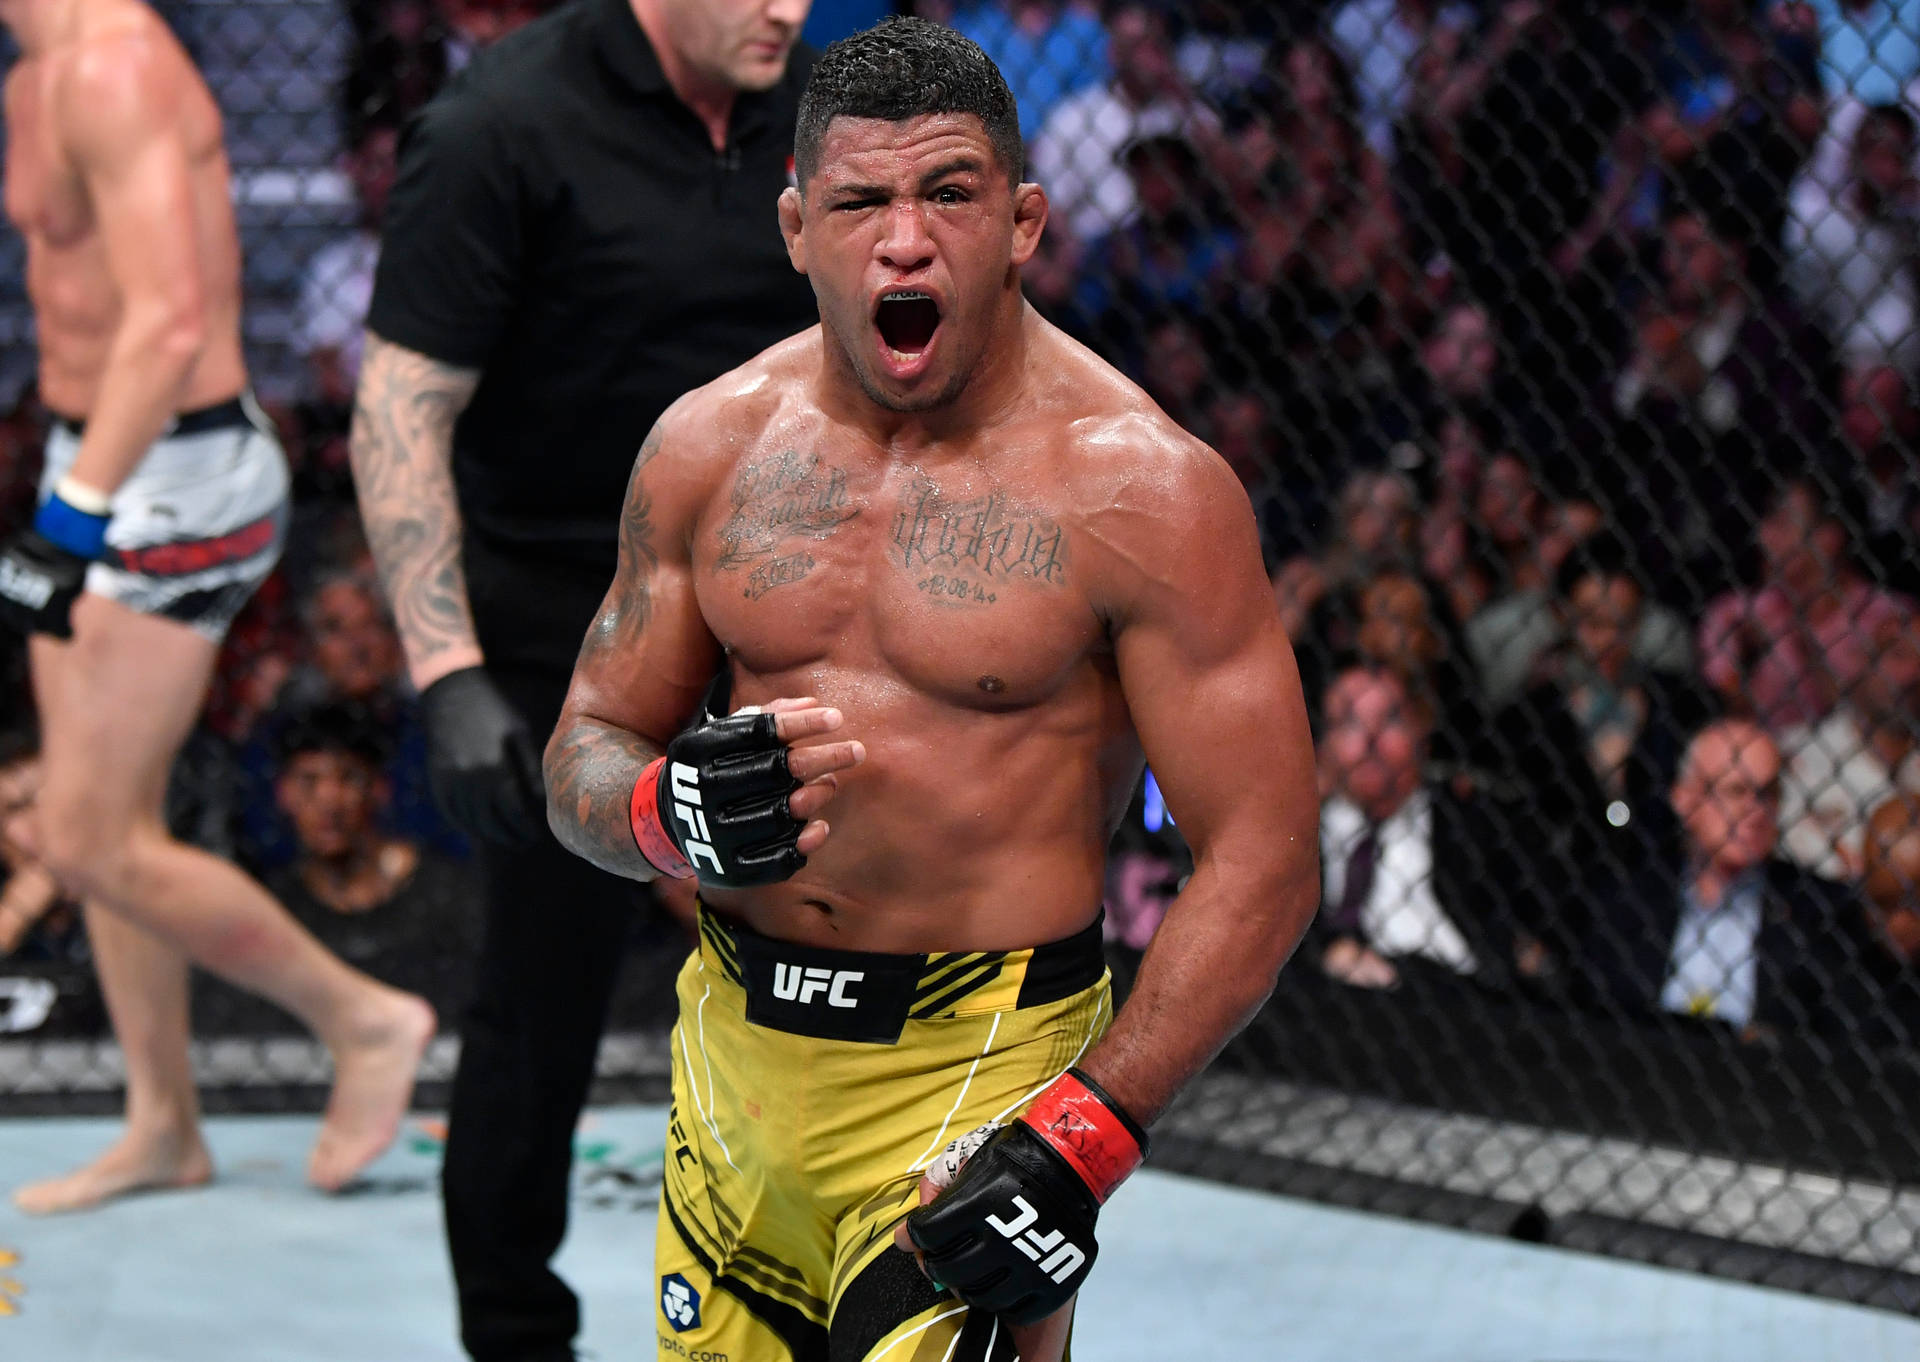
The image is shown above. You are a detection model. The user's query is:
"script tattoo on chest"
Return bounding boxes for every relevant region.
[891,477,1068,607]
[715,451,860,598]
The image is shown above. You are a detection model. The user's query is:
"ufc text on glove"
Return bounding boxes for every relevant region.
[904,1069,1149,1325]
[630,709,806,888]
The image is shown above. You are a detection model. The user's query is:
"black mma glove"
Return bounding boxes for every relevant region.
[420,666,546,848]
[0,484,112,639]
[629,704,805,888]
[905,1069,1149,1325]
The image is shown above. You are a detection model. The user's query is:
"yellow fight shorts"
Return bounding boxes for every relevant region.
[654,907,1113,1362]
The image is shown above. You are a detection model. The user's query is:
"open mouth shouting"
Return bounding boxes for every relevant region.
[872,287,944,380]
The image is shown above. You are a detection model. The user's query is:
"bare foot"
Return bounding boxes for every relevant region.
[308,991,436,1192]
[12,1125,213,1215]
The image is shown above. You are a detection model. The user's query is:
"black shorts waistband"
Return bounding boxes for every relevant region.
[54,395,257,440]
[696,906,1107,1044]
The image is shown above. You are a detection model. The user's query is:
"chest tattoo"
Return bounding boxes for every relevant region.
[715,451,860,596]
[890,476,1069,607]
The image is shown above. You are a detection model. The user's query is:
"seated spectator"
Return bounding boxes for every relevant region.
[1839,363,1920,597]
[1579,719,1884,1037]
[944,1,1112,141]
[1778,612,1920,879]
[1328,0,1478,163]
[1699,477,1916,733]
[1029,3,1225,247]
[1311,665,1545,994]
[1489,536,1718,893]
[1609,205,1831,607]
[1469,525,1691,709]
[1863,792,1920,964]
[268,703,477,1010]
[240,572,452,868]
[1273,466,1423,642]
[1786,104,1920,370]
[1458,448,1601,648]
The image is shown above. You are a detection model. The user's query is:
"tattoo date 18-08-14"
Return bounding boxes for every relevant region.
[711,453,1070,608]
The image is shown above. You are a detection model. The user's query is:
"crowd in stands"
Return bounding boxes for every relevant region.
[0,0,1915,1059]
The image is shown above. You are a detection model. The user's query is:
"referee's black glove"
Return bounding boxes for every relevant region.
[420,666,545,848]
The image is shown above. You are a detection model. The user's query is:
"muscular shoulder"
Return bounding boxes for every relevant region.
[50,12,191,146]
[640,329,824,523]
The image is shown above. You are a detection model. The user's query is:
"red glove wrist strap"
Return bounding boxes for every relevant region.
[631,757,694,879]
[1018,1069,1147,1203]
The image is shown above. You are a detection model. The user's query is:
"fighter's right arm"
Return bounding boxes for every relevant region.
[347,332,481,690]
[543,415,722,879]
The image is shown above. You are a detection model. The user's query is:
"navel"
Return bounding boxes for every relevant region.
[977,675,1006,694]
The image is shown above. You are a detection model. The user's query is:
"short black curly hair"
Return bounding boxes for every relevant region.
[795,17,1024,191]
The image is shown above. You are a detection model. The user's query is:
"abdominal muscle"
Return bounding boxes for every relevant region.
[699,667,1137,955]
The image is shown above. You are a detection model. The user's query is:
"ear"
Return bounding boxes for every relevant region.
[778,186,807,274]
[1010,182,1048,267]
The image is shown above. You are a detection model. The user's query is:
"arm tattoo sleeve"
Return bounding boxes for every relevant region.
[348,334,483,685]
[542,425,670,879]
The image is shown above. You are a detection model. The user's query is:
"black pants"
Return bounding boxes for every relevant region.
[443,664,646,1362]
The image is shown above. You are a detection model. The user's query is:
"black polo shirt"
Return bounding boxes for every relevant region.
[366,0,819,670]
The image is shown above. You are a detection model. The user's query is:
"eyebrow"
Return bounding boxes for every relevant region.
[823,158,988,202]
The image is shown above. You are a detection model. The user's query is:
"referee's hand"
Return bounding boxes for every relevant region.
[420,666,546,848]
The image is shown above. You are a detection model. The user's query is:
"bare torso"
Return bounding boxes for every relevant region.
[683,319,1197,953]
[3,0,245,418]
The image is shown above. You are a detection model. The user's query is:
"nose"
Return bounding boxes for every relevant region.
[877,201,935,274]
[767,0,808,28]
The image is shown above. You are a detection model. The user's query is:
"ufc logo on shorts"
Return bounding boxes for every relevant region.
[668,762,724,875]
[772,964,864,1008]
[986,1196,1086,1283]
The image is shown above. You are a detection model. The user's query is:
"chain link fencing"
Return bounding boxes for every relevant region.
[1,0,1918,1317]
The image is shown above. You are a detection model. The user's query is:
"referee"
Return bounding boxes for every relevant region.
[348,2,817,1358]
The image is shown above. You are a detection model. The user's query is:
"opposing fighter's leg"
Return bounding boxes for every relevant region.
[24,594,434,1196]
[12,906,212,1212]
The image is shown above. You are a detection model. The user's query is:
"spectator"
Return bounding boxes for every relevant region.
[1235,35,1408,360]
[267,703,478,1010]
[1273,466,1423,642]
[1312,665,1545,994]
[1786,103,1920,370]
[1066,129,1242,364]
[1839,362,1920,596]
[1461,448,1599,623]
[1652,0,1824,277]
[1580,719,1884,1037]
[1173,0,1275,108]
[1609,205,1831,605]
[1469,522,1691,709]
[1328,0,1478,162]
[1029,3,1225,245]
[1863,792,1920,964]
[1777,612,1920,879]
[1489,535,1717,897]
[1698,477,1916,732]
[944,1,1112,141]
[241,572,449,868]
[1408,0,1660,362]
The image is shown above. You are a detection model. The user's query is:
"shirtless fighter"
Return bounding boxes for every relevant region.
[0,0,433,1211]
[544,18,1317,1360]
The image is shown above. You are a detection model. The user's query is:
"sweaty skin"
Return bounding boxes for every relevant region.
[548,109,1317,1111]
[3,0,246,488]
[546,109,1317,1358]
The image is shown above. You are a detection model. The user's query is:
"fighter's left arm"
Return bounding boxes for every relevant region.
[1082,440,1320,1126]
[54,32,211,496]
